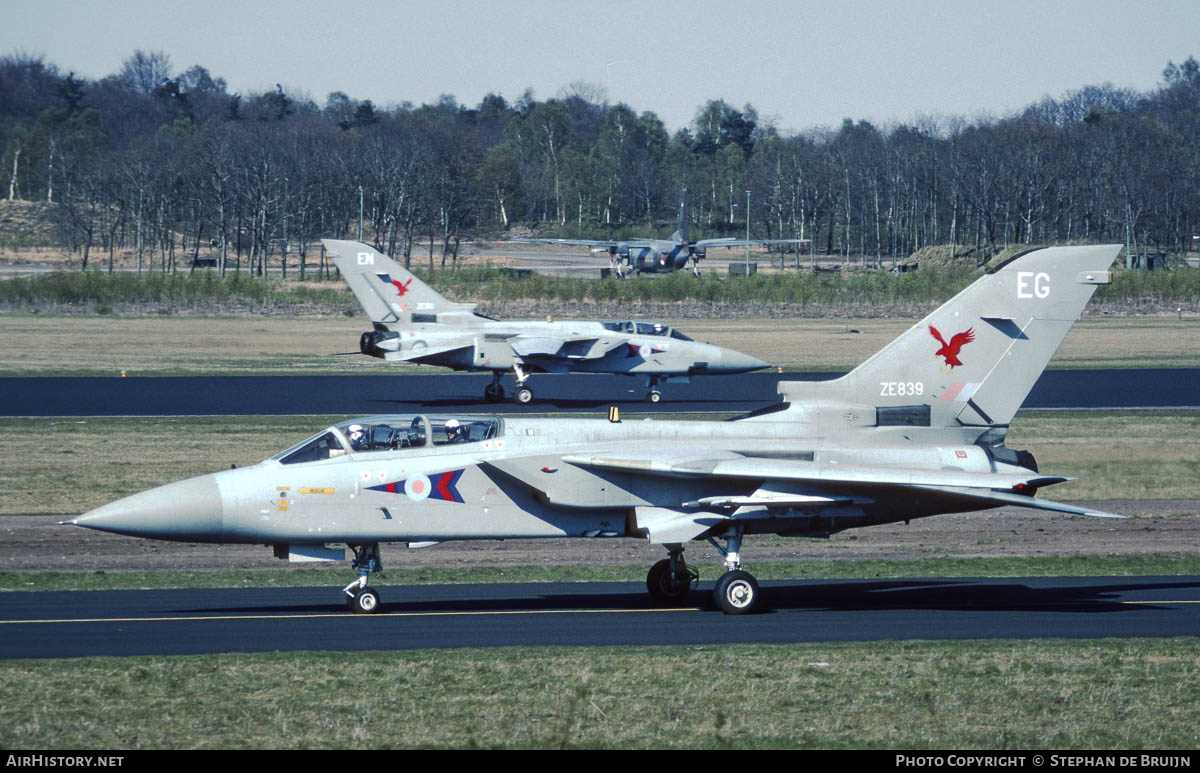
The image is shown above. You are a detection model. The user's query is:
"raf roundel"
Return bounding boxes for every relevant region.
[404,474,432,501]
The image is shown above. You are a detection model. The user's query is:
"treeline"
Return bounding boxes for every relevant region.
[2,50,1199,274]
[5,260,1196,311]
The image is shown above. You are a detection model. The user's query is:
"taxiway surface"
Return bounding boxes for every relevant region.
[2,368,1198,416]
[2,576,1197,658]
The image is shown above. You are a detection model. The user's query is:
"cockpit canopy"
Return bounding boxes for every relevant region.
[601,320,693,341]
[272,415,502,465]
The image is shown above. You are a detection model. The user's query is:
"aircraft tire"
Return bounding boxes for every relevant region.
[646,559,690,605]
[713,570,759,615]
[514,387,533,405]
[484,383,504,402]
[351,586,382,614]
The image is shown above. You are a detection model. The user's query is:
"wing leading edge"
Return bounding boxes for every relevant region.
[558,450,1123,521]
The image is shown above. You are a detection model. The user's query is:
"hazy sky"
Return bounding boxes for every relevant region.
[3,0,1197,133]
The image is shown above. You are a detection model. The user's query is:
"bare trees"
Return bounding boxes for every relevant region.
[2,48,1198,272]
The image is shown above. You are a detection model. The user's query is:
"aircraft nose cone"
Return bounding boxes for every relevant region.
[714,350,769,373]
[73,474,224,542]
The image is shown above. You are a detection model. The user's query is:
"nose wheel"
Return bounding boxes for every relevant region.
[347,586,381,614]
[645,375,664,403]
[343,543,384,614]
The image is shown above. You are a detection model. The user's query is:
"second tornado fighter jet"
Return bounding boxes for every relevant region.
[324,239,767,404]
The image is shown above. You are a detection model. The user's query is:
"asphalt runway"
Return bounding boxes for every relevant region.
[2,576,1197,658]
[2,368,1198,416]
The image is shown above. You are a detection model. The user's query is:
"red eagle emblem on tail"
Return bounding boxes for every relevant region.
[390,277,413,297]
[928,325,975,369]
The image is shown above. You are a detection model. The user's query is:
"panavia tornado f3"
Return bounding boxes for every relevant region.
[324,239,767,404]
[70,245,1124,615]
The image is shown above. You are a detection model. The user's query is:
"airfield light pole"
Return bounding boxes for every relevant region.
[745,190,751,275]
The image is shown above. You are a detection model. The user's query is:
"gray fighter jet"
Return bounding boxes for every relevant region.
[70,244,1124,615]
[325,239,767,403]
[503,194,807,276]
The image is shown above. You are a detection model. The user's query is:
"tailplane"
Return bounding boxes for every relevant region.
[323,240,475,325]
[779,244,1123,427]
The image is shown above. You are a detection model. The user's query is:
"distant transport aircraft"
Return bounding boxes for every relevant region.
[503,192,808,276]
[69,244,1125,615]
[324,239,767,404]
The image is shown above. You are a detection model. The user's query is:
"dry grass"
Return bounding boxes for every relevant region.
[2,313,1197,375]
[0,416,329,516]
[2,640,1197,749]
[0,315,397,376]
[1006,411,1200,501]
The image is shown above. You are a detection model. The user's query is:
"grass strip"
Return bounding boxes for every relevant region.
[4,262,1198,307]
[2,639,1197,749]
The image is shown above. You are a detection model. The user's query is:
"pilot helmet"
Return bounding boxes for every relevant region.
[444,418,461,439]
[347,424,365,444]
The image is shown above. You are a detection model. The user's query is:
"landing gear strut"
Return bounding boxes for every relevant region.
[483,367,534,404]
[646,544,698,605]
[707,528,760,614]
[645,375,663,403]
[343,543,383,614]
[511,363,533,404]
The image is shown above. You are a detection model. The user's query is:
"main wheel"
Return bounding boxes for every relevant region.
[646,558,691,605]
[350,586,382,614]
[484,383,504,402]
[713,570,759,615]
[514,386,533,404]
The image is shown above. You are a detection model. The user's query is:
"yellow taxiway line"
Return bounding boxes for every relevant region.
[0,607,703,625]
[4,600,1197,626]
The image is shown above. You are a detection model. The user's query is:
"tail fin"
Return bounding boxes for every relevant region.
[669,187,687,242]
[780,244,1122,427]
[323,240,474,325]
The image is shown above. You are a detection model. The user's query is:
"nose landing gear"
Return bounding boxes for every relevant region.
[343,543,384,614]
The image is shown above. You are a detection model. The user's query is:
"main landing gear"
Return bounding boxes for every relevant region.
[343,543,383,614]
[646,544,698,604]
[644,528,761,614]
[484,366,534,404]
[707,528,759,614]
